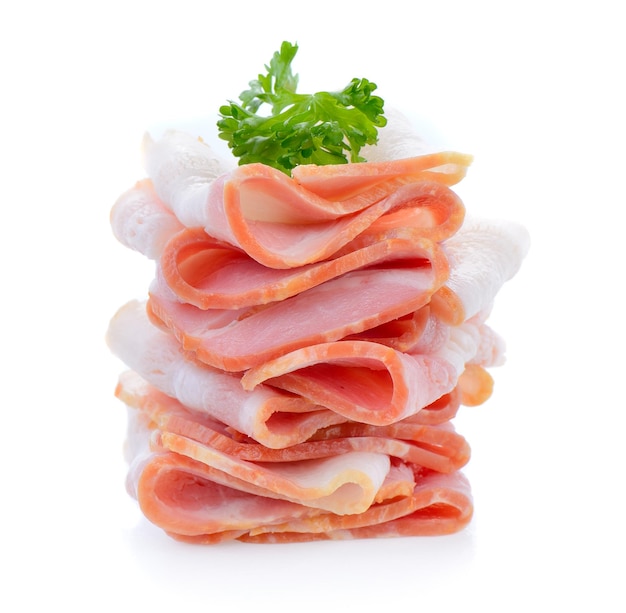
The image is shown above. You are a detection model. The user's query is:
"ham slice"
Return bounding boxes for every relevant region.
[241,340,458,425]
[345,305,432,352]
[432,216,531,325]
[141,130,235,228]
[159,225,448,311]
[117,370,471,474]
[121,378,472,543]
[141,130,467,269]
[108,112,529,544]
[212,172,466,268]
[110,178,183,259]
[107,300,346,449]
[291,151,472,199]
[239,470,473,543]
[147,235,448,371]
[108,301,472,449]
[240,313,503,425]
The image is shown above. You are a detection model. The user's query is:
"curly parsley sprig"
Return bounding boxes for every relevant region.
[217,41,386,175]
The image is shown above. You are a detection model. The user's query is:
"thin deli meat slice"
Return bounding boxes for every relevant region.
[141,130,235,228]
[122,390,472,543]
[117,370,471,474]
[431,216,531,325]
[291,150,472,199]
[110,178,184,260]
[131,446,454,544]
[124,409,338,542]
[158,225,448,311]
[214,173,466,268]
[142,130,467,268]
[238,469,473,543]
[156,431,391,516]
[106,300,347,449]
[125,399,393,517]
[241,315,504,425]
[147,240,448,371]
[107,109,529,544]
[344,306,432,352]
[241,340,458,426]
[157,464,473,544]
[108,302,467,454]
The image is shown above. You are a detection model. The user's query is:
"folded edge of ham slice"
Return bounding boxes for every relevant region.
[158,226,448,311]
[216,173,466,268]
[106,299,347,449]
[123,396,471,542]
[141,130,235,228]
[164,467,473,544]
[117,370,471,475]
[291,150,472,200]
[431,215,531,325]
[241,340,458,426]
[158,430,391,516]
[110,178,184,260]
[124,410,325,540]
[141,130,467,268]
[147,245,448,371]
[240,313,503,425]
[240,469,473,543]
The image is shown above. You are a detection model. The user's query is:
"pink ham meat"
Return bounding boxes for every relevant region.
[142,130,468,268]
[159,225,447,311]
[107,300,346,449]
[108,117,529,544]
[240,315,504,425]
[238,470,473,543]
[107,300,470,448]
[120,372,473,543]
[241,340,458,426]
[214,163,468,269]
[117,370,470,474]
[291,151,472,198]
[345,305,432,352]
[147,235,449,372]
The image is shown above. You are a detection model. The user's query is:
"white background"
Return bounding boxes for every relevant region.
[2,1,625,610]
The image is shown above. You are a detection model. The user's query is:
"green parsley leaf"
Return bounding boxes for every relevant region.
[217,41,386,174]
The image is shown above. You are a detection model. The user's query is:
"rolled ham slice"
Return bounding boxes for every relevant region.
[108,301,470,455]
[240,314,502,425]
[125,398,393,518]
[212,172,466,268]
[157,432,391,516]
[122,384,472,543]
[158,225,448,311]
[239,469,473,543]
[117,370,471,474]
[142,130,467,269]
[106,300,346,449]
[291,150,472,199]
[241,340,458,426]
[108,112,529,544]
[147,240,448,371]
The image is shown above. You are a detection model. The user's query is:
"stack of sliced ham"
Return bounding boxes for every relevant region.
[107,111,529,543]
